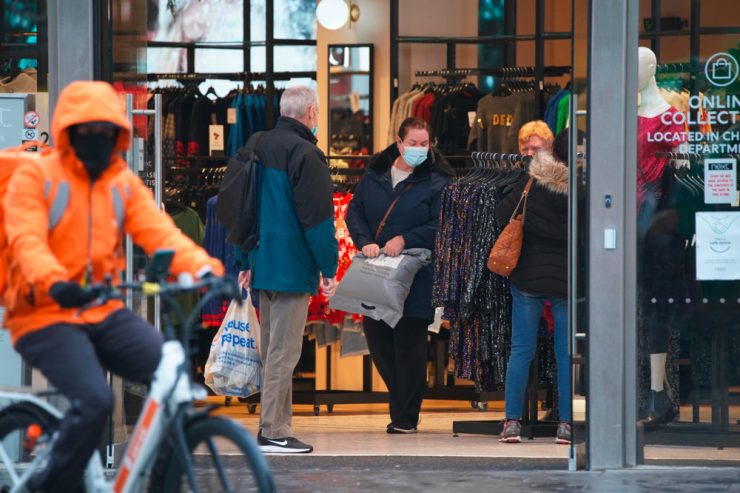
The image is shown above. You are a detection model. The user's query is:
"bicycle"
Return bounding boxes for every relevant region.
[0,250,275,493]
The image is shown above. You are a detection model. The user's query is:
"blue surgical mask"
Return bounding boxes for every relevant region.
[312,126,318,136]
[403,146,428,167]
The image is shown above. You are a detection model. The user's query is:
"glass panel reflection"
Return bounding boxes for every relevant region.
[328,45,373,155]
[637,0,740,460]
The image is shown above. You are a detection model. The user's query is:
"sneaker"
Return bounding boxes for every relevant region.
[258,435,313,453]
[387,424,418,434]
[499,419,521,443]
[556,422,572,445]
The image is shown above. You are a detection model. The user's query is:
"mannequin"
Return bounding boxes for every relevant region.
[638,47,671,117]
[636,47,684,427]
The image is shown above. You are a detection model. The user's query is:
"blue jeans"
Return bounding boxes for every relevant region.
[505,285,572,422]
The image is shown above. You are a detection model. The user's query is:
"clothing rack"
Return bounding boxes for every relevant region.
[471,152,533,167]
[146,71,317,83]
[414,66,571,82]
[655,152,703,160]
[390,0,573,117]
[451,148,559,438]
[655,62,693,74]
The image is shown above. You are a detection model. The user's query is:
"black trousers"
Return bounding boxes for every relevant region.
[15,309,163,493]
[363,316,428,428]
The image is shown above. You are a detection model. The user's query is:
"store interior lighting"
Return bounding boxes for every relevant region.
[317,0,360,30]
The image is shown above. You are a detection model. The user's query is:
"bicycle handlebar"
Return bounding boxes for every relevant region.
[82,274,242,312]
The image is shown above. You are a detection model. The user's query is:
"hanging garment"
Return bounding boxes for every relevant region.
[468,92,539,153]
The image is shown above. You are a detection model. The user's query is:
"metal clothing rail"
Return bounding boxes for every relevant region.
[146,71,316,82]
[472,152,533,166]
[655,62,693,74]
[415,66,572,80]
[328,167,365,176]
[655,152,703,160]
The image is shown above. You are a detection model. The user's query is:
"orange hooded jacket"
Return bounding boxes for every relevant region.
[3,81,224,344]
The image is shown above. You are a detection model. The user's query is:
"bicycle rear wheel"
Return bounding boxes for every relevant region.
[156,416,274,493]
[0,403,58,485]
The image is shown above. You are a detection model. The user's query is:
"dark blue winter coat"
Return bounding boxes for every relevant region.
[346,144,453,322]
[240,117,339,294]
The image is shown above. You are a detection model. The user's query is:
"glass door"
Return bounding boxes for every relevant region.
[634,0,740,464]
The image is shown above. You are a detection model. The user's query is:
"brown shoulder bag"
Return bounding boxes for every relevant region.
[487,177,534,276]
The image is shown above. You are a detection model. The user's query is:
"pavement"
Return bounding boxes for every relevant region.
[214,456,740,492]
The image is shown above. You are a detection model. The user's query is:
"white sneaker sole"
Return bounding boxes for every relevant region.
[499,436,522,443]
[556,438,571,445]
[259,444,312,453]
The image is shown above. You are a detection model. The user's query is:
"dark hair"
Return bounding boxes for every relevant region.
[553,128,586,165]
[398,117,432,141]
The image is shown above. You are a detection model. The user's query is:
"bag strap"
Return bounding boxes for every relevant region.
[509,177,535,222]
[375,182,415,241]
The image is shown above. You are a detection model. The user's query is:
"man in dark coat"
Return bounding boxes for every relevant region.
[238,86,338,453]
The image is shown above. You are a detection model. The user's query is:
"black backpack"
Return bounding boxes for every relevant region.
[217,132,266,251]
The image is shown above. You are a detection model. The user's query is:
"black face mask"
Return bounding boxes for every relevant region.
[69,130,118,181]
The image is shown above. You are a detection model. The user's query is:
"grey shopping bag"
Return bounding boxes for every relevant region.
[329,248,431,328]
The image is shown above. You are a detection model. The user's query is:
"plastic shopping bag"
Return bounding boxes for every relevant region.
[329,248,431,328]
[204,294,261,397]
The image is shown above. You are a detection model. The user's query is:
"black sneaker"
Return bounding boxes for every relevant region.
[499,419,522,443]
[556,422,572,445]
[387,424,418,434]
[258,435,313,453]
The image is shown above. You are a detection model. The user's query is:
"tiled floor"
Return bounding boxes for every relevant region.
[209,397,740,462]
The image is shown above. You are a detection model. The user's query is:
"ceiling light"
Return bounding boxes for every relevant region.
[317,0,350,30]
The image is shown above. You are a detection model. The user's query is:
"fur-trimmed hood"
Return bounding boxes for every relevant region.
[368,143,454,181]
[529,151,568,195]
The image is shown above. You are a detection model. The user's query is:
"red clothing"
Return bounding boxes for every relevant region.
[413,94,436,123]
[637,107,686,207]
[308,192,360,324]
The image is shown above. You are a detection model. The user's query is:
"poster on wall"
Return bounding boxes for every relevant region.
[696,212,740,280]
[704,158,737,204]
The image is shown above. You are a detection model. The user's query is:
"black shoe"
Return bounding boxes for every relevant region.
[258,435,313,453]
[387,424,417,434]
[643,390,674,431]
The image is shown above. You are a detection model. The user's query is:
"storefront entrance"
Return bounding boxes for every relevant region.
[1,0,738,474]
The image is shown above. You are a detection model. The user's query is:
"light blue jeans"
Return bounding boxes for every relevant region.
[505,285,572,422]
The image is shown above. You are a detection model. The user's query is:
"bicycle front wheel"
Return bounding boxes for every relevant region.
[157,416,275,493]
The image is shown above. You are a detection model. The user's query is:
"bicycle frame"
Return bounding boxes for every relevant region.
[0,339,199,493]
[111,340,196,493]
[0,275,243,493]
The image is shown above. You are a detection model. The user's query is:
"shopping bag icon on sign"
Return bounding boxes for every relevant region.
[712,58,733,81]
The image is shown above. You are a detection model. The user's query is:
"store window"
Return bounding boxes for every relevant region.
[634,0,740,463]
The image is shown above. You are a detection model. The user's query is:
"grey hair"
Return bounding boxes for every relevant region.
[279,86,318,119]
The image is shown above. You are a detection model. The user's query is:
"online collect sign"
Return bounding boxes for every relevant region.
[649,52,740,280]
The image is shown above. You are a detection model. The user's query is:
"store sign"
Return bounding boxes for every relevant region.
[645,52,740,155]
[0,98,25,149]
[704,158,737,204]
[696,212,740,280]
[704,52,739,88]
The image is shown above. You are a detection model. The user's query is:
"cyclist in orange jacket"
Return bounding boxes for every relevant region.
[4,81,224,492]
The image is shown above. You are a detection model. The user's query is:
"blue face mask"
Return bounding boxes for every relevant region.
[312,126,318,136]
[403,146,428,167]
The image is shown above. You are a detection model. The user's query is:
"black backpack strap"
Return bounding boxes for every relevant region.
[241,131,266,160]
